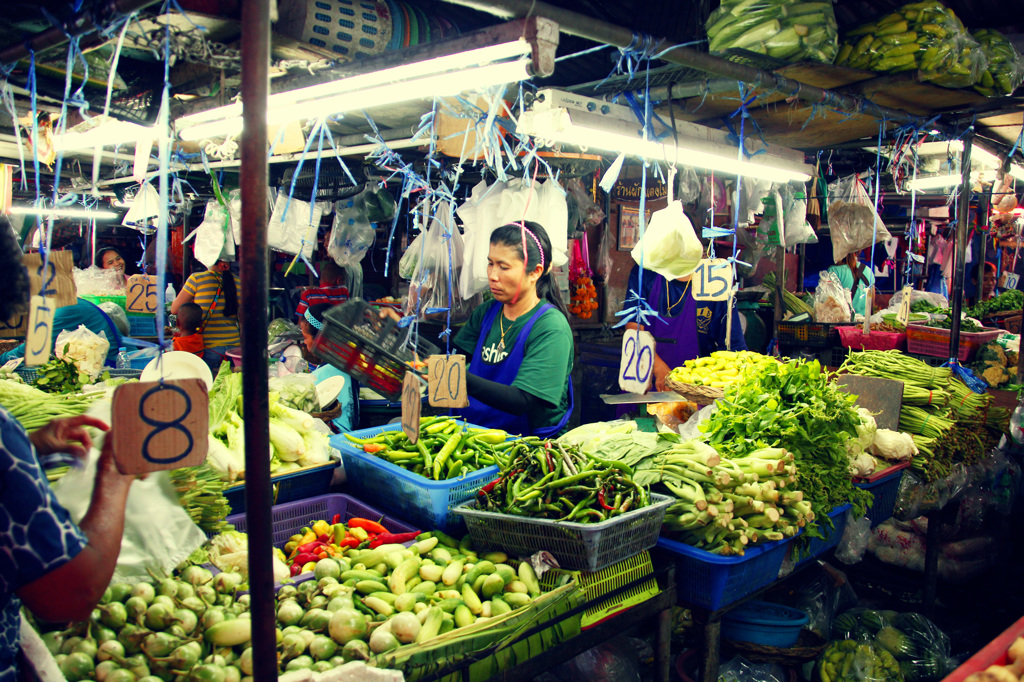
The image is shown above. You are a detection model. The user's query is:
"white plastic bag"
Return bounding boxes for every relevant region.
[54,324,110,379]
[328,194,376,268]
[186,200,229,269]
[74,266,125,296]
[268,193,324,259]
[98,302,129,336]
[780,182,817,245]
[815,270,853,323]
[827,175,892,263]
[631,200,703,279]
[121,181,160,229]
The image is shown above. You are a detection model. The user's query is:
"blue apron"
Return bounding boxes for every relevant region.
[464,302,573,438]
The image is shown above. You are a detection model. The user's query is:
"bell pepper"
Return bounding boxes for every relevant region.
[290,564,303,577]
[332,514,341,525]
[368,531,422,549]
[311,520,331,537]
[349,526,369,542]
[332,524,348,546]
[348,518,388,535]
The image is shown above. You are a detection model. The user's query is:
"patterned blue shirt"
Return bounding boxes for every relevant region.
[0,409,87,677]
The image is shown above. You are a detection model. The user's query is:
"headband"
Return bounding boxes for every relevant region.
[304,309,324,331]
[517,224,545,272]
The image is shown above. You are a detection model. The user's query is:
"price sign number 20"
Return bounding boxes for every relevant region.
[692,259,733,302]
[428,354,469,408]
[619,330,655,394]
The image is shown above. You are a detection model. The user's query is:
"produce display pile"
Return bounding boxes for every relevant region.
[923,316,984,333]
[763,271,814,317]
[282,515,420,577]
[36,526,566,680]
[474,438,651,523]
[705,0,839,63]
[973,28,1024,97]
[826,608,956,681]
[960,635,1024,682]
[835,0,984,88]
[27,354,92,394]
[964,289,1024,319]
[840,351,1007,482]
[971,341,1019,389]
[666,350,776,389]
[168,464,235,535]
[344,418,509,481]
[0,378,101,432]
[695,358,872,536]
[816,640,903,682]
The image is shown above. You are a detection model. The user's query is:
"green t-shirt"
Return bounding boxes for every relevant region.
[826,263,876,316]
[454,301,573,432]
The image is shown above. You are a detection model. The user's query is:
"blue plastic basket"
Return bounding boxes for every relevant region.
[224,462,338,515]
[330,422,500,532]
[721,601,809,647]
[855,466,907,528]
[797,504,851,565]
[657,534,796,611]
[127,314,157,337]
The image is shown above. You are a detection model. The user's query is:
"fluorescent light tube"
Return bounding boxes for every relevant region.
[906,174,962,191]
[53,120,155,151]
[9,205,119,220]
[1009,165,1024,182]
[177,39,534,140]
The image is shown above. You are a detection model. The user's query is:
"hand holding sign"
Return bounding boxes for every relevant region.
[427,355,469,408]
[111,379,209,474]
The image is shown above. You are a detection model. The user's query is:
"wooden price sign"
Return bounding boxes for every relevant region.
[110,379,209,475]
[400,373,422,444]
[896,286,913,327]
[619,329,655,394]
[24,296,55,367]
[24,252,77,308]
[692,259,733,301]
[126,275,159,314]
[0,311,27,339]
[427,354,469,408]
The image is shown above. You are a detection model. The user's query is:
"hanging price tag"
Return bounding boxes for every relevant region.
[24,296,54,367]
[23,252,77,308]
[0,311,27,339]
[618,329,656,394]
[427,354,469,408]
[896,286,913,327]
[111,379,209,475]
[126,275,158,314]
[692,259,733,301]
[401,373,422,444]
[1004,272,1020,290]
[862,286,874,334]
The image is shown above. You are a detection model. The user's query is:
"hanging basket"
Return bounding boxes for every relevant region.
[664,377,724,405]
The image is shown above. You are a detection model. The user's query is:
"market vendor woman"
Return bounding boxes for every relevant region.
[453,222,574,437]
[624,265,747,391]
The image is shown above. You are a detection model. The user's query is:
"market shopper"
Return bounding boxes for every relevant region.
[0,297,123,366]
[623,265,747,392]
[827,251,876,317]
[0,217,136,677]
[96,246,130,288]
[171,261,241,372]
[296,260,349,318]
[452,222,574,437]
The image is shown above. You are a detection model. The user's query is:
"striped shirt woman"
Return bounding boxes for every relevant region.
[171,265,241,369]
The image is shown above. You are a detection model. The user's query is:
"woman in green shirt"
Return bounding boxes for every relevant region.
[827,251,875,317]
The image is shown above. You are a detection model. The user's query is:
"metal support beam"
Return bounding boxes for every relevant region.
[441,0,922,124]
[948,130,973,358]
[239,1,275,681]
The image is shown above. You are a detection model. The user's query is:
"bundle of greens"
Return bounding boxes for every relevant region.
[169,463,235,534]
[0,378,101,432]
[964,288,1024,318]
[696,359,871,535]
[762,271,814,317]
[922,316,983,333]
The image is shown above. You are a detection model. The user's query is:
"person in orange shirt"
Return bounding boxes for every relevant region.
[172,302,205,356]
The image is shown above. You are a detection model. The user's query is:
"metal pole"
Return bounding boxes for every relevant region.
[239,0,275,680]
[441,0,920,124]
[974,190,990,308]
[948,131,973,359]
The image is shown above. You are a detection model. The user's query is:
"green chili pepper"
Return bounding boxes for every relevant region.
[432,433,462,479]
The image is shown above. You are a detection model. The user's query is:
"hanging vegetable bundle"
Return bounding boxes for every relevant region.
[705,0,840,64]
[972,29,1024,97]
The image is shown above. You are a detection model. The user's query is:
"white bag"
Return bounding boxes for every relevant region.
[121,182,161,229]
[630,200,703,280]
[457,179,506,298]
[268,193,324,259]
[188,200,228,269]
[54,325,110,379]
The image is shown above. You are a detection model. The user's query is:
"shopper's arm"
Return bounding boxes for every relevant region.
[170,287,194,315]
[17,436,134,622]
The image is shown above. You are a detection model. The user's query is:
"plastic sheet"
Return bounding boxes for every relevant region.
[74,265,125,296]
[706,0,839,64]
[835,1,985,89]
[815,270,854,323]
[827,176,891,265]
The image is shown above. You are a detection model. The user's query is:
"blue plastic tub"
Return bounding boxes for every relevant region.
[721,600,809,647]
[796,504,851,566]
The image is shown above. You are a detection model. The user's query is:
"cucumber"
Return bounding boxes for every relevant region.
[355,580,389,595]
[463,561,495,587]
[493,564,516,586]
[441,560,464,587]
[503,593,531,609]
[481,574,505,599]
[461,584,483,616]
[416,607,444,643]
[454,605,475,628]
[340,570,383,582]
[490,597,512,616]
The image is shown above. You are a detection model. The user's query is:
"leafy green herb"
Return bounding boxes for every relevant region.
[32,351,89,394]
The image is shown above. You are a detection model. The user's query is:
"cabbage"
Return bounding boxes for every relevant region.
[208,530,291,582]
[855,407,877,449]
[559,420,638,453]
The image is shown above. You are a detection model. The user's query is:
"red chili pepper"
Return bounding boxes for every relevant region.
[347,517,388,534]
[331,514,341,525]
[598,489,615,511]
[337,537,361,549]
[479,477,502,495]
[290,564,302,577]
[297,540,325,554]
[293,552,318,566]
[368,531,422,549]
[318,534,331,544]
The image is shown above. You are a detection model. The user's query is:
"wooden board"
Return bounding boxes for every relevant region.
[111,379,209,475]
[836,375,904,432]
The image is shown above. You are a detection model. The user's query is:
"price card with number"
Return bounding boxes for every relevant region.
[896,286,913,327]
[1004,272,1020,290]
[126,275,159,314]
[692,258,733,301]
[401,373,422,444]
[23,252,77,308]
[427,354,469,408]
[111,379,209,475]
[24,296,54,367]
[619,329,656,394]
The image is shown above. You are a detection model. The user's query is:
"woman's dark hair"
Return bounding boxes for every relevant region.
[220,269,238,318]
[490,221,568,319]
[0,217,30,321]
[95,247,120,268]
[306,303,333,327]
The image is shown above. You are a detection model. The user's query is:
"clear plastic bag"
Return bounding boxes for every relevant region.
[706,0,839,64]
[827,176,892,265]
[675,165,701,205]
[268,373,319,412]
[816,640,904,682]
[787,563,859,638]
[780,182,817,246]
[328,194,376,268]
[121,181,161,229]
[719,656,787,682]
[268,193,324,259]
[98,302,129,336]
[565,177,606,233]
[815,271,853,323]
[74,266,125,296]
[55,325,110,379]
[549,636,642,682]
[835,1,985,89]
[755,186,784,245]
[973,29,1024,97]
[405,201,466,320]
[630,200,703,280]
[829,609,954,681]
[835,511,872,565]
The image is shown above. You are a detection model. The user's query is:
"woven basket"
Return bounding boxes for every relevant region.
[665,377,724,405]
[726,629,828,665]
[311,402,342,423]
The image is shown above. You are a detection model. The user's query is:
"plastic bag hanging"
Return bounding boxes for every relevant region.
[121,182,161,229]
[187,200,228,270]
[630,200,703,280]
[268,193,324,260]
[405,200,466,321]
[828,175,892,264]
[328,193,375,269]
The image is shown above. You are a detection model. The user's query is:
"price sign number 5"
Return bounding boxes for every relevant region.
[111,379,209,474]
[693,259,733,302]
[619,330,655,394]
[25,296,55,367]
[428,354,469,408]
[127,275,158,314]
[401,373,422,444]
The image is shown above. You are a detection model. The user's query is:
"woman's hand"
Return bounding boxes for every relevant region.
[652,355,672,392]
[379,307,402,323]
[29,415,109,459]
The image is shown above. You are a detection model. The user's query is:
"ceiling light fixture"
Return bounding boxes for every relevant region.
[53,118,155,152]
[9,205,119,220]
[1009,165,1024,182]
[176,19,557,141]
